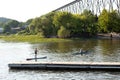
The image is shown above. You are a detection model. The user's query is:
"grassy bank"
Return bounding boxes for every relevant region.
[0,35,73,43]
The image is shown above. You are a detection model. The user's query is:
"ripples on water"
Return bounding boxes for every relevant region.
[0,39,120,80]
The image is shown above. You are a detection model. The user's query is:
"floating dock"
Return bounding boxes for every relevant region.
[8,62,120,71]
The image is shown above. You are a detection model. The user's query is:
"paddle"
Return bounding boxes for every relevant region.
[26,56,47,61]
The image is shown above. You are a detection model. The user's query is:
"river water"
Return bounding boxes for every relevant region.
[0,39,120,80]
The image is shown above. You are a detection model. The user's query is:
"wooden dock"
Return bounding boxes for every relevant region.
[8,62,120,71]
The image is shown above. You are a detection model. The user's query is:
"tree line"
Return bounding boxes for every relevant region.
[7,9,120,38]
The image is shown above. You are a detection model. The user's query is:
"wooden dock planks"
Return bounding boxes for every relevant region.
[8,62,120,70]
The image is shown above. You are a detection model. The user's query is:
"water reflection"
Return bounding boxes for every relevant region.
[0,39,120,80]
[98,39,120,55]
[32,40,98,53]
[29,39,120,62]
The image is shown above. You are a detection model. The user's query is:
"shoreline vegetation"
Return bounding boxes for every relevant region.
[0,33,120,43]
[0,35,73,43]
[1,9,120,39]
[0,10,120,42]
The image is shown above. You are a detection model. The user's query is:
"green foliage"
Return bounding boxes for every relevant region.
[107,10,120,32]
[2,20,21,34]
[81,10,98,29]
[58,26,71,38]
[27,10,99,38]
[53,12,73,28]
[1,8,120,38]
[3,24,11,33]
[26,19,33,25]
[98,9,120,33]
[18,9,120,38]
[7,20,19,28]
[0,35,72,43]
[98,9,109,32]
[28,12,57,37]
[0,17,13,28]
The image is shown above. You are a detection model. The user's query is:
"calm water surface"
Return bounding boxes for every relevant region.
[0,39,120,80]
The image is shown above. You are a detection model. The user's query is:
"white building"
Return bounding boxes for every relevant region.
[0,28,3,33]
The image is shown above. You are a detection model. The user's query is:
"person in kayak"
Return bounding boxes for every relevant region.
[79,48,82,53]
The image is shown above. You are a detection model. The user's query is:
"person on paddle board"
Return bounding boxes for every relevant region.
[35,48,38,62]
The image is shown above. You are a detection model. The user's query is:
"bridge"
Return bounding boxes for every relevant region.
[53,0,120,15]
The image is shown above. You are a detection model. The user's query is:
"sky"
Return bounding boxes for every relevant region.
[0,0,73,22]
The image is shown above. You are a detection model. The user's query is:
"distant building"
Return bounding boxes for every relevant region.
[0,28,3,33]
[11,27,21,33]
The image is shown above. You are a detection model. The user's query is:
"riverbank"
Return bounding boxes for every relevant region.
[97,33,120,39]
[0,35,73,43]
[0,34,120,43]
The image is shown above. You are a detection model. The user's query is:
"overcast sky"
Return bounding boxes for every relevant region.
[0,0,73,22]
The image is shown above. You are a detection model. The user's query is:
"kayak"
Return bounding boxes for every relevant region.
[72,50,88,55]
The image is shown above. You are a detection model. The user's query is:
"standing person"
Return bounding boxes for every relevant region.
[35,48,38,62]
[110,33,113,38]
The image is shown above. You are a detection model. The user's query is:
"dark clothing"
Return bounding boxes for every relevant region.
[110,34,112,38]
[35,49,38,62]
[35,49,37,54]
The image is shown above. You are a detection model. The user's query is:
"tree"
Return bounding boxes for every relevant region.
[98,9,120,33]
[69,14,83,37]
[80,10,98,36]
[26,19,33,25]
[40,12,56,37]
[7,20,19,28]
[107,10,120,32]
[28,23,36,34]
[27,12,57,37]
[53,11,78,37]
[53,12,74,29]
[58,26,70,38]
[3,24,11,34]
[98,9,109,32]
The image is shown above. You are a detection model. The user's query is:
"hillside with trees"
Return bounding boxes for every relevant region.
[0,17,32,34]
[0,17,12,27]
